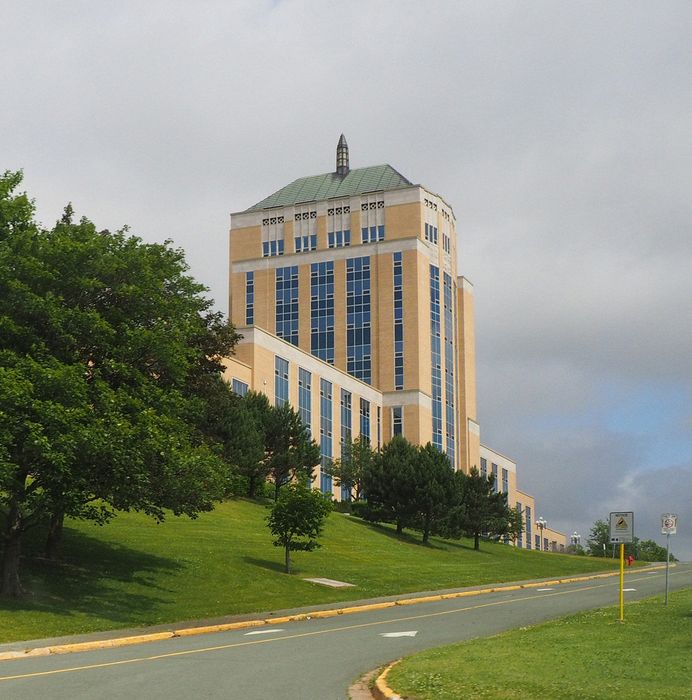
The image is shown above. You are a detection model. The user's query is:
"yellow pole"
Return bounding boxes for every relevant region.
[619,543,625,622]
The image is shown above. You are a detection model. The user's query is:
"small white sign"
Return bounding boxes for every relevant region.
[609,511,634,543]
[661,513,677,535]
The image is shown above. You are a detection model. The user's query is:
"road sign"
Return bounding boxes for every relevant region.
[609,511,634,543]
[661,513,677,535]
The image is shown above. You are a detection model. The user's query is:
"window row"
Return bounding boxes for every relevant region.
[262,239,284,257]
[295,235,317,253]
[328,230,351,248]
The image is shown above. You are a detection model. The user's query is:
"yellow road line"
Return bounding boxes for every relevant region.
[0,564,673,664]
[0,581,627,683]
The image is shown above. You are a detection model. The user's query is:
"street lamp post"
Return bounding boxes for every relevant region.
[536,517,547,551]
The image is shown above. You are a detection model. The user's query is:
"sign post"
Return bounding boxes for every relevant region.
[609,511,634,622]
[661,513,677,606]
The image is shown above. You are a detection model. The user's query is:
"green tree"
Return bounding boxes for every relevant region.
[237,391,274,497]
[447,467,514,550]
[267,484,332,573]
[411,444,455,544]
[324,435,375,502]
[636,538,676,562]
[586,519,610,557]
[506,504,525,546]
[360,436,418,535]
[265,404,320,500]
[200,382,267,498]
[0,172,238,595]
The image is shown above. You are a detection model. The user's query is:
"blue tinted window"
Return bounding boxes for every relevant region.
[232,379,248,396]
[310,261,334,363]
[443,273,455,465]
[328,230,351,249]
[320,379,333,494]
[346,257,371,383]
[340,390,352,500]
[276,266,299,345]
[245,271,254,325]
[359,398,370,443]
[430,265,442,450]
[392,406,403,437]
[424,223,439,244]
[274,356,289,407]
[298,368,311,432]
[393,252,404,390]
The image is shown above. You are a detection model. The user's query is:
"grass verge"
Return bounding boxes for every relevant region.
[1,499,621,643]
[387,587,692,700]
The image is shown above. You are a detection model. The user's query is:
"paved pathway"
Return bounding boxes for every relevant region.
[1,564,689,700]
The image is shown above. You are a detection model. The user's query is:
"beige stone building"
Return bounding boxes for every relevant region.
[224,136,565,549]
[480,445,566,551]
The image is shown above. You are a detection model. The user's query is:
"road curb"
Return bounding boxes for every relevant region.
[370,563,671,699]
[372,659,402,700]
[0,564,668,663]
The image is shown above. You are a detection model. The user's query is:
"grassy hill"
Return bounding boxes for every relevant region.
[0,499,620,643]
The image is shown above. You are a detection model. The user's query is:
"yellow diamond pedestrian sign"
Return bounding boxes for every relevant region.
[609,511,634,543]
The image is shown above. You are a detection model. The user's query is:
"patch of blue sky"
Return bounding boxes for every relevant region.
[525,380,691,470]
[601,381,692,468]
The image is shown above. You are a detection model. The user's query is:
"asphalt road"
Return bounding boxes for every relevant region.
[1,564,690,700]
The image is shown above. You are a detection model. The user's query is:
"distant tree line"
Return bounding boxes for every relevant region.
[586,519,676,562]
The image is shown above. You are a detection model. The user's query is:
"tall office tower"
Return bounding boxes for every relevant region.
[226,137,481,496]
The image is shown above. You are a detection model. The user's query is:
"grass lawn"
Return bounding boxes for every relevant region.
[0,499,621,643]
[387,587,692,700]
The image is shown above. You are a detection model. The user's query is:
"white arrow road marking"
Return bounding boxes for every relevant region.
[380,631,418,638]
[536,588,553,591]
[623,588,637,592]
[244,629,285,636]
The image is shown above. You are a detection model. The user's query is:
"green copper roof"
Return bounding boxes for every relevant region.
[245,164,413,212]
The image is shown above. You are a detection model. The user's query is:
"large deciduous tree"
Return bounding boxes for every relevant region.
[636,538,676,562]
[586,519,610,557]
[0,171,239,596]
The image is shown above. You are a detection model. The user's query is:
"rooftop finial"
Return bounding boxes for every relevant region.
[336,134,349,176]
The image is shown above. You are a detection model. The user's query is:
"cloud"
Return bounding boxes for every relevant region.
[2,1,691,559]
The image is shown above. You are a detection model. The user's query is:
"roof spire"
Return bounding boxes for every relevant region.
[336,134,349,176]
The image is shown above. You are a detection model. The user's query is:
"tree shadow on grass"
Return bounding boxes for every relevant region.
[241,556,289,575]
[344,515,477,552]
[0,527,184,626]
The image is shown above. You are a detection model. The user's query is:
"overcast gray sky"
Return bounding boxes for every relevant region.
[4,1,691,559]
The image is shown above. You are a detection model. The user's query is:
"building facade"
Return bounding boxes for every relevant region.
[223,137,565,548]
